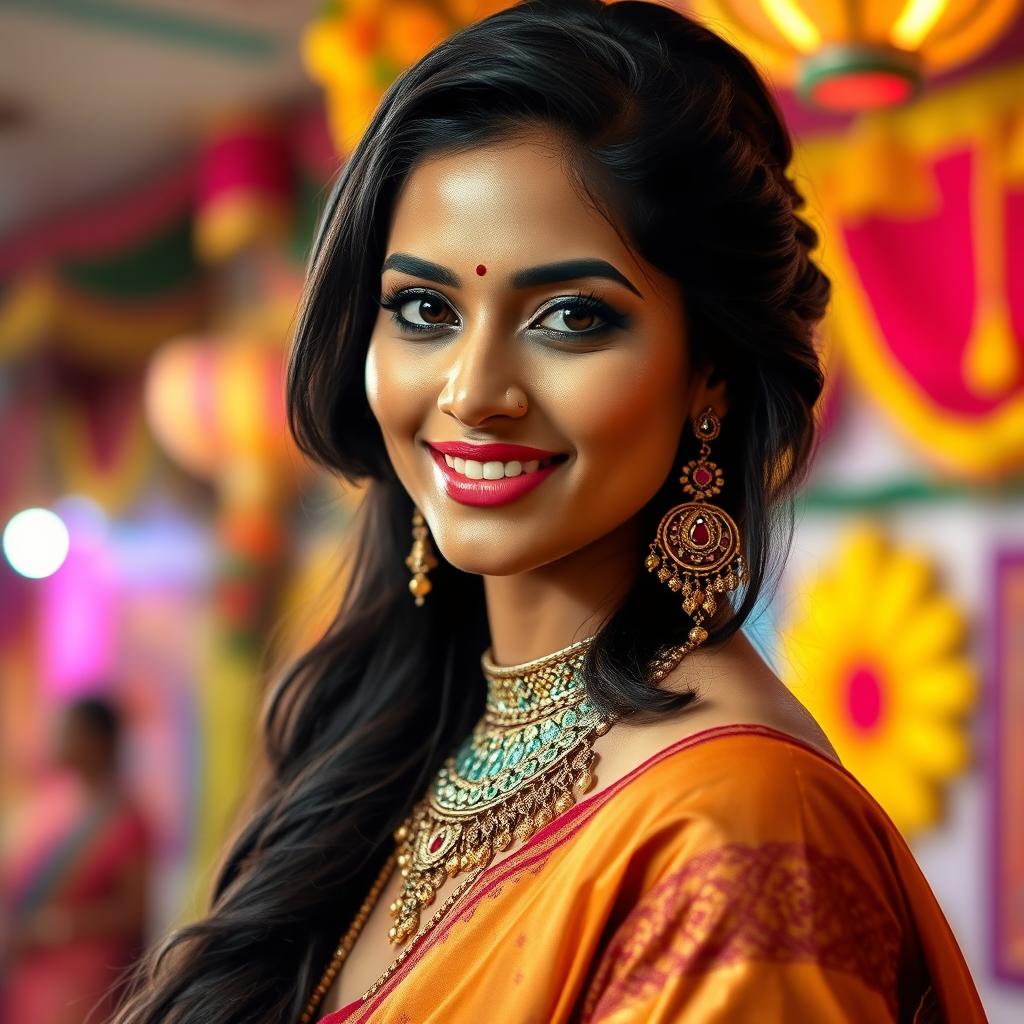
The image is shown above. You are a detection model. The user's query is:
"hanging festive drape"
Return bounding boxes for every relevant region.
[795,61,1024,479]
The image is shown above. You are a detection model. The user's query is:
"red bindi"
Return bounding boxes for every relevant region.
[475,264,487,276]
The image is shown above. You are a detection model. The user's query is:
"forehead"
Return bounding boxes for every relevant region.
[385,132,636,271]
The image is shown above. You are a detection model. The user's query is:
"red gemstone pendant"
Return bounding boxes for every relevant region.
[693,466,712,486]
[690,519,710,546]
[429,832,445,853]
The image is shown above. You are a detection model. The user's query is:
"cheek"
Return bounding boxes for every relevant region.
[364,334,428,440]
[563,350,687,470]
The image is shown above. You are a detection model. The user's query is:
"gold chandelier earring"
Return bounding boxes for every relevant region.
[405,506,438,606]
[644,406,749,649]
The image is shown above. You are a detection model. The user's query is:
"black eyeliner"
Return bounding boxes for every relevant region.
[375,286,629,340]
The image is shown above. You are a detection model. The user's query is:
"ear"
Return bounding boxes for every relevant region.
[688,362,730,421]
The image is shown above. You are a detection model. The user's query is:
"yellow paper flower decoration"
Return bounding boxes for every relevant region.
[778,525,977,837]
[302,0,517,156]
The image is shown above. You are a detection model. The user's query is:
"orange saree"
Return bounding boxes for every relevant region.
[319,724,986,1023]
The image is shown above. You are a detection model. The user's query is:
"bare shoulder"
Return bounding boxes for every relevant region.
[608,629,842,767]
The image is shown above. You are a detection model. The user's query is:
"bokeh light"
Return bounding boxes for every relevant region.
[2,507,71,579]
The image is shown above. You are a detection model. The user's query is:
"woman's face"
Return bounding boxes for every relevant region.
[365,128,716,576]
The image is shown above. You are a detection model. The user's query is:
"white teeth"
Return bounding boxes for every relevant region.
[441,452,557,479]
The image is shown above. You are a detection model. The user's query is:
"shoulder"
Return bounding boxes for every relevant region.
[644,627,842,764]
[580,632,905,876]
[607,724,861,834]
[590,722,902,880]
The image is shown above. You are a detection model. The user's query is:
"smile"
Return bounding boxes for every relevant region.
[424,442,569,507]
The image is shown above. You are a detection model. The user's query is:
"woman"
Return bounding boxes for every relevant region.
[1,697,149,1024]
[115,1,986,1021]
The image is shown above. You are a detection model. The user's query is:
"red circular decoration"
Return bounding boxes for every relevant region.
[476,264,487,275]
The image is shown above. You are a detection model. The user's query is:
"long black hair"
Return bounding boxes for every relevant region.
[115,2,829,1020]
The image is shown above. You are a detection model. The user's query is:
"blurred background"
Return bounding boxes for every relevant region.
[0,1,1021,1021]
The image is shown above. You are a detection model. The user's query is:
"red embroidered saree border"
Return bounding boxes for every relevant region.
[323,722,862,1024]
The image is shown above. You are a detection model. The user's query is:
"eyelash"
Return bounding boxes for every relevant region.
[374,285,629,341]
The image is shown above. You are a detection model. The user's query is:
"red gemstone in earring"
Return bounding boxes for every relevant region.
[429,831,445,853]
[693,466,712,486]
[475,264,487,275]
[690,518,710,546]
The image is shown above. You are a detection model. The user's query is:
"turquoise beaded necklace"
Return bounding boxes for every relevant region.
[386,633,617,947]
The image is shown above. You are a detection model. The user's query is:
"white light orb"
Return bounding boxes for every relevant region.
[2,507,71,579]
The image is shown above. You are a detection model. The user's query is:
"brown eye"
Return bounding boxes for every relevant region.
[399,295,456,328]
[559,309,598,331]
[533,295,618,337]
[536,306,602,333]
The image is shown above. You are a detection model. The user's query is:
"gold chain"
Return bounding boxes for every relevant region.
[298,850,485,1023]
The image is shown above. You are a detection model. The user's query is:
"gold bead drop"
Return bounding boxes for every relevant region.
[409,574,432,597]
[554,793,573,814]
[513,821,532,842]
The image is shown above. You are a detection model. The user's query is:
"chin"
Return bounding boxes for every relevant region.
[431,532,565,578]
[438,549,542,578]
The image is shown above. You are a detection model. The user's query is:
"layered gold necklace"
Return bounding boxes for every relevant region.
[390,633,613,944]
[299,631,692,1023]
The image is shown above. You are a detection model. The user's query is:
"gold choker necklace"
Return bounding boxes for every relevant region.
[299,631,695,1021]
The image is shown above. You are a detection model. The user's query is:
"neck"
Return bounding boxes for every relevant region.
[482,515,642,665]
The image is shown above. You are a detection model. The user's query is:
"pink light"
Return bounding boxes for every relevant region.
[39,499,115,698]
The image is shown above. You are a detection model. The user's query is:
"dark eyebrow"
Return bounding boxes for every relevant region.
[380,253,644,299]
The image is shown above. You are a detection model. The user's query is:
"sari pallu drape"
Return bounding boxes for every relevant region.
[319,724,986,1024]
[1,791,149,1024]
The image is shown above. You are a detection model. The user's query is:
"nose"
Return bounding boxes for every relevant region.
[436,323,527,426]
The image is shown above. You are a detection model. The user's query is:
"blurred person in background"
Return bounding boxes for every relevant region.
[0,695,150,1024]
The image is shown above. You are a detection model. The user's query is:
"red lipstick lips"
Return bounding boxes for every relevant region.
[424,440,568,507]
